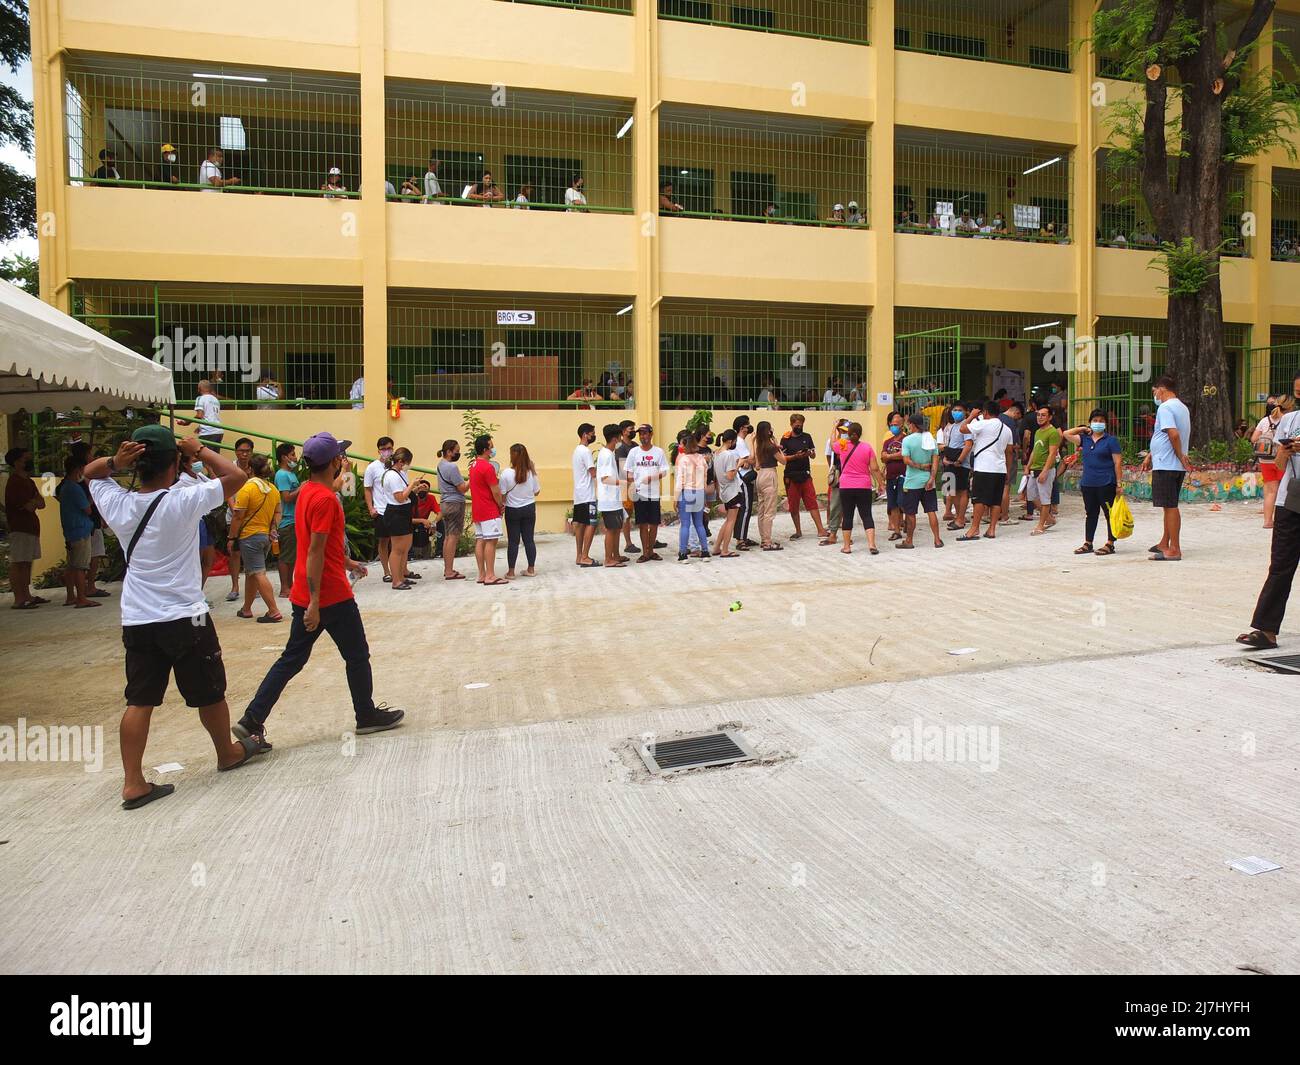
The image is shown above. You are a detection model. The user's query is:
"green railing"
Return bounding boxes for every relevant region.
[658,4,869,46]
[894,325,961,409]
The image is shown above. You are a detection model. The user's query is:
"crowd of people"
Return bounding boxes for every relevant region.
[24,371,1300,811]
[894,200,1070,243]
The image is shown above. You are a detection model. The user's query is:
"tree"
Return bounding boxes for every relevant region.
[0,251,37,294]
[0,0,34,243]
[1094,1,1300,445]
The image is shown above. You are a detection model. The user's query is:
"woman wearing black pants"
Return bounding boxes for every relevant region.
[1062,409,1123,556]
[499,443,541,578]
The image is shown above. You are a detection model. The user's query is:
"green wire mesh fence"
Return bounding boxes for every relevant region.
[72,281,364,407]
[658,105,869,224]
[65,55,361,197]
[385,82,634,211]
[1273,167,1300,262]
[895,130,1073,241]
[658,299,869,408]
[658,0,870,45]
[387,291,635,407]
[896,0,1070,72]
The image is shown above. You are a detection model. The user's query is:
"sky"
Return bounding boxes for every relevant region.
[2,56,39,260]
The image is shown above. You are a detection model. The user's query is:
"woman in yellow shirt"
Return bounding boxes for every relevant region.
[229,453,283,622]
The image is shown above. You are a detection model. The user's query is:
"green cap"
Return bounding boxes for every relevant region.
[131,424,178,453]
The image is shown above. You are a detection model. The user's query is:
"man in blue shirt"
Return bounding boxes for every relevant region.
[1140,374,1191,560]
[57,454,98,608]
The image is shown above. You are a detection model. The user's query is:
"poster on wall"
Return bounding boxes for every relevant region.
[934,200,954,230]
[990,366,1026,403]
[1012,204,1041,230]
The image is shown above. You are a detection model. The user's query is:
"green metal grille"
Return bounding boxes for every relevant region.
[896,0,1071,72]
[1097,151,1251,257]
[895,130,1073,241]
[1245,330,1300,424]
[388,291,635,408]
[894,326,960,409]
[386,82,634,211]
[497,0,632,13]
[659,299,869,409]
[658,0,870,45]
[659,105,869,225]
[1272,167,1300,262]
[64,55,360,197]
[72,281,363,408]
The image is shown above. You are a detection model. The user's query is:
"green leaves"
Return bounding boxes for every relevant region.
[1149,237,1221,297]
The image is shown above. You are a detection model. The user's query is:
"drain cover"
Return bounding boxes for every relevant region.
[637,730,757,775]
[1249,653,1300,674]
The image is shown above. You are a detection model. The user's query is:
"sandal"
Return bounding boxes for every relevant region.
[392,580,414,589]
[869,547,879,555]
[1236,630,1278,650]
[818,538,835,546]
[955,535,980,542]
[236,608,254,618]
[1074,543,1093,554]
[11,600,40,610]
[1095,543,1115,556]
[444,572,466,580]
[482,577,509,586]
[218,735,271,773]
[256,613,283,623]
[121,782,176,810]
[895,541,915,549]
[761,543,783,551]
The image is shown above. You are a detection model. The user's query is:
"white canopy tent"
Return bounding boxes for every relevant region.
[0,281,175,414]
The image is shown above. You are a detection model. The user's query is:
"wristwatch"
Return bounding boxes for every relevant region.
[106,456,118,474]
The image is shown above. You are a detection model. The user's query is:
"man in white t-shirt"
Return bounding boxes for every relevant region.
[199,147,239,192]
[188,379,223,443]
[955,401,1014,540]
[571,423,598,567]
[423,159,442,204]
[364,436,395,579]
[625,423,669,562]
[565,175,587,211]
[86,425,267,810]
[596,423,628,568]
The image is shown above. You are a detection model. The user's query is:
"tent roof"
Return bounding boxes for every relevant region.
[0,281,175,414]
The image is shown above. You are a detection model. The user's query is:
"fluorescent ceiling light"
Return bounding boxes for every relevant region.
[1022,321,1061,332]
[680,169,689,175]
[1022,157,1062,176]
[616,304,634,316]
[616,116,634,139]
[192,72,268,83]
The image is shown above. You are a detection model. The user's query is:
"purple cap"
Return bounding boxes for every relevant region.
[302,431,351,468]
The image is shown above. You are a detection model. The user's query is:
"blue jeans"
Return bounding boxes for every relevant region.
[678,489,709,554]
[244,597,373,726]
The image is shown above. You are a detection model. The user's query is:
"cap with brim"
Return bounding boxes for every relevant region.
[132,424,177,453]
[303,431,351,467]
[848,200,858,208]
[636,423,653,433]
[161,143,176,154]
[834,203,844,211]
[328,167,341,175]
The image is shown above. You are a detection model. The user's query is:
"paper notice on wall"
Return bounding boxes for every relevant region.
[934,201,953,219]
[1013,203,1041,230]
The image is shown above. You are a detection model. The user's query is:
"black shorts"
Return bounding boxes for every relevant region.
[573,501,598,526]
[123,615,226,708]
[722,494,743,510]
[600,508,624,530]
[942,453,970,493]
[901,487,937,515]
[1151,469,1185,509]
[384,502,413,538]
[633,499,661,525]
[970,471,1006,508]
[374,510,391,539]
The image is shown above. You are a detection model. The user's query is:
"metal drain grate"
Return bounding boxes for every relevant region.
[637,730,757,775]
[1249,653,1300,674]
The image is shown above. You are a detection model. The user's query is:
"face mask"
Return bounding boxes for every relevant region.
[951,411,965,422]
[165,154,175,163]
[490,447,497,458]
[889,425,902,435]
[1090,422,1106,434]
[379,449,393,460]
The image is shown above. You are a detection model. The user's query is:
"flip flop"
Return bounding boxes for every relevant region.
[10,600,40,610]
[1236,630,1278,650]
[236,609,254,618]
[482,577,510,586]
[444,572,466,580]
[955,535,980,542]
[982,533,996,539]
[933,540,944,548]
[256,614,283,623]
[895,541,915,549]
[73,601,102,608]
[218,735,271,772]
[869,547,880,555]
[122,782,175,810]
[1148,544,1163,553]
[603,561,627,567]
[1150,553,1181,561]
[577,561,599,568]
[88,589,111,598]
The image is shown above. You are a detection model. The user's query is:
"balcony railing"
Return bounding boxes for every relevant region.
[65,55,361,199]
[659,0,870,46]
[1272,168,1300,263]
[659,105,869,225]
[659,299,868,409]
[386,82,634,213]
[896,0,1071,72]
[896,130,1073,242]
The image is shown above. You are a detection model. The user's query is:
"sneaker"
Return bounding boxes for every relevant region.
[355,703,405,734]
[232,718,272,750]
[678,552,689,563]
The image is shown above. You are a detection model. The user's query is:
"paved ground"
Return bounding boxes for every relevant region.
[1,497,1297,973]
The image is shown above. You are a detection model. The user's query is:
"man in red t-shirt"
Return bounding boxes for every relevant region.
[237,432,404,744]
[468,433,507,586]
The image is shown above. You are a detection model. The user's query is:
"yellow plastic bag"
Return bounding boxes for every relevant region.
[1109,491,1134,540]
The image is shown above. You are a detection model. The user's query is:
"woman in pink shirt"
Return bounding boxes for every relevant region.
[834,422,885,555]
